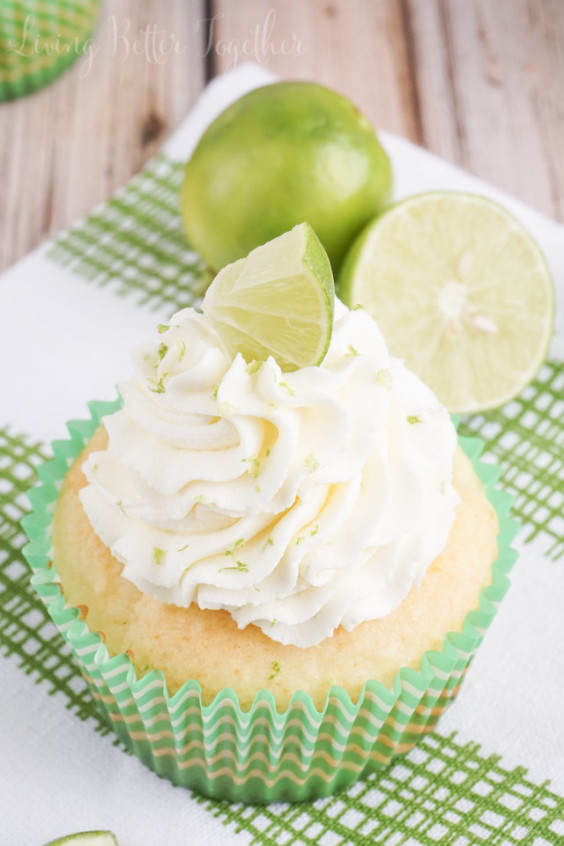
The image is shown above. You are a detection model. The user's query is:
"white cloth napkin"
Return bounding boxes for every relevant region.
[1,64,563,846]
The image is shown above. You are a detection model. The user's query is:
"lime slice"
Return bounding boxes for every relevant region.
[202,222,334,371]
[43,834,117,846]
[339,192,554,412]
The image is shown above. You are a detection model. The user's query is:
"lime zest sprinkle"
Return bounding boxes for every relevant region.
[219,559,249,574]
[153,547,165,566]
[245,360,263,374]
[268,661,281,680]
[177,543,190,552]
[177,340,186,362]
[242,454,261,477]
[211,381,221,401]
[296,535,304,545]
[407,414,425,425]
[310,524,319,536]
[158,342,168,361]
[149,376,167,394]
[270,618,276,627]
[346,344,359,356]
[279,380,295,396]
[263,536,274,550]
[195,494,210,505]
[353,304,364,311]
[225,538,245,556]
[305,452,319,472]
[375,368,392,390]
[266,448,271,457]
[116,499,125,512]
[157,323,169,334]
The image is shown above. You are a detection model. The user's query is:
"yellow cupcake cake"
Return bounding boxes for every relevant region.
[53,422,497,713]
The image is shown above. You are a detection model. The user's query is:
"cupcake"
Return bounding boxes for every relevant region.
[23,228,518,803]
[0,0,101,102]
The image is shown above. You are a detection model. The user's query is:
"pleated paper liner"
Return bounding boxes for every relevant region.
[0,0,102,101]
[22,397,519,804]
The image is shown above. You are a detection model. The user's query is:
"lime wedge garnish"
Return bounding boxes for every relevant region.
[202,222,334,371]
[43,834,118,846]
[339,192,554,412]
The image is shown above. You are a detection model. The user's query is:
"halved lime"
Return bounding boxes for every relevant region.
[202,222,334,371]
[43,833,117,846]
[339,192,554,412]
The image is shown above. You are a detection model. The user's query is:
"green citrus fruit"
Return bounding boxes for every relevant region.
[203,222,334,371]
[181,82,392,274]
[339,192,554,413]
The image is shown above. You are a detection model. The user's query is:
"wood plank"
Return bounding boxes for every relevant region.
[0,0,206,271]
[408,0,564,221]
[210,0,421,140]
[211,0,564,221]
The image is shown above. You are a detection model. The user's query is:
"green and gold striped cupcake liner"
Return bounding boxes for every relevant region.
[22,398,519,803]
[0,0,102,101]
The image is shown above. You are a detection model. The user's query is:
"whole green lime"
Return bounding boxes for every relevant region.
[180,82,392,274]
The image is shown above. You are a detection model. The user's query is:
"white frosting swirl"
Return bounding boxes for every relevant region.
[80,301,459,647]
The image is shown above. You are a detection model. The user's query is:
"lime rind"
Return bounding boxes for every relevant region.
[43,833,118,846]
[302,220,334,363]
[339,191,554,413]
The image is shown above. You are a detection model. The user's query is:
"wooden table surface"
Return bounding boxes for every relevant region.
[0,0,562,272]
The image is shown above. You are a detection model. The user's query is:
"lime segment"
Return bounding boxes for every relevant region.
[43,833,118,846]
[203,222,335,371]
[339,192,554,412]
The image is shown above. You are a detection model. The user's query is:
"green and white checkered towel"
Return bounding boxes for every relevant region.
[1,64,563,846]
